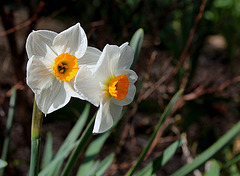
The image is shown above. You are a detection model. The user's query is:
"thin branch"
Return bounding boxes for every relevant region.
[0,1,46,38]
[172,0,208,76]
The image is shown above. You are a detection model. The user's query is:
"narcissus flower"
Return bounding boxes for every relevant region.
[74,43,138,133]
[26,23,100,114]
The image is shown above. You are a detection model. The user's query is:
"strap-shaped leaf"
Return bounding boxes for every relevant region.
[76,112,124,176]
[135,138,183,176]
[126,89,184,176]
[130,28,144,69]
[39,104,90,176]
[76,131,111,176]
[94,153,115,176]
[0,87,16,176]
[171,121,240,176]
[60,114,96,176]
[41,132,53,169]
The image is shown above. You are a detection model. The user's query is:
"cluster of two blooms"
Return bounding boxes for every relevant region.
[26,23,138,133]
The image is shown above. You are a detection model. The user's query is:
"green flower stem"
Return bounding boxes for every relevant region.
[29,100,44,176]
[0,87,16,176]
[61,115,96,176]
[125,89,183,176]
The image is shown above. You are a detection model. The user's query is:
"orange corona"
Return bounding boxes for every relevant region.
[53,53,79,82]
[108,74,129,100]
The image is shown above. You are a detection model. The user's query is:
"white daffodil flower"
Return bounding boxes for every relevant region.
[74,43,138,133]
[26,23,101,114]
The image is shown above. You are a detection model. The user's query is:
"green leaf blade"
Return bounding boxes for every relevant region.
[126,89,183,176]
[41,132,53,169]
[0,87,16,176]
[95,153,115,176]
[171,121,240,176]
[77,131,111,176]
[135,138,183,176]
[39,104,90,176]
[130,28,144,69]
[60,114,96,176]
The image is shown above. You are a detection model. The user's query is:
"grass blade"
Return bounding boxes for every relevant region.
[171,121,240,176]
[0,87,16,176]
[135,138,183,176]
[60,114,96,176]
[76,131,111,176]
[126,89,183,176]
[130,28,144,69]
[224,154,240,169]
[38,142,78,176]
[94,153,115,176]
[39,103,90,176]
[77,112,124,176]
[41,132,53,169]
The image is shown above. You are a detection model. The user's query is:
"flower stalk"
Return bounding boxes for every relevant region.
[29,100,44,176]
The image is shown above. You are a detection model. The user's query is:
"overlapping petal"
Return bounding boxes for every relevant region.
[63,80,82,98]
[116,69,138,83]
[26,30,58,62]
[93,44,120,82]
[53,23,87,58]
[93,101,113,133]
[35,79,71,114]
[78,47,101,71]
[93,98,123,133]
[74,66,101,107]
[117,42,134,70]
[26,56,54,94]
[109,100,123,121]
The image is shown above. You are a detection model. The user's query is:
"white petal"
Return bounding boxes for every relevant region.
[53,23,87,58]
[26,30,57,62]
[112,84,136,106]
[109,99,123,121]
[116,69,138,84]
[35,79,71,114]
[119,42,129,49]
[26,55,54,94]
[117,43,134,70]
[64,80,81,98]
[74,66,101,107]
[93,44,120,82]
[78,46,101,71]
[48,87,71,114]
[93,100,113,133]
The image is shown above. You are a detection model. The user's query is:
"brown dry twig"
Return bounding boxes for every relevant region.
[144,118,175,160]
[0,1,46,38]
[172,0,208,77]
[181,133,202,176]
[183,75,240,101]
[0,81,25,105]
